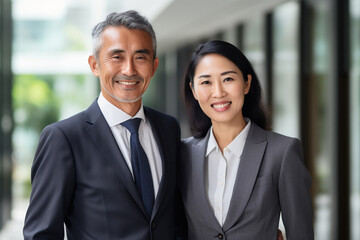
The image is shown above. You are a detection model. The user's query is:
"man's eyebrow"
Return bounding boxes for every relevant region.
[135,49,151,55]
[110,49,124,55]
[109,49,151,55]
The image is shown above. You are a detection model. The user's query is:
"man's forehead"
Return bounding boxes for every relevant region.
[101,26,154,52]
[103,26,151,38]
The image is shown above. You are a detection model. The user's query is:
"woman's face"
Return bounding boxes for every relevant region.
[191,53,251,126]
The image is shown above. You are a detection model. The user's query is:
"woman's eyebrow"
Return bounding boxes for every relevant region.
[197,74,211,79]
[197,70,238,79]
[221,70,237,76]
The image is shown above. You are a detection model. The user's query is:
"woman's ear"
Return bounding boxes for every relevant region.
[245,74,252,94]
[190,82,198,100]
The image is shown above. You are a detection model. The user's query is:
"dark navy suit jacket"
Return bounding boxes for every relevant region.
[24,100,183,240]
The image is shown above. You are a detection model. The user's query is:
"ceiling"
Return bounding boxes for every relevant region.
[152,0,288,52]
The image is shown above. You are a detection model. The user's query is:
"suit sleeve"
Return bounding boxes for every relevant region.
[278,138,314,240]
[175,122,188,240]
[23,125,76,240]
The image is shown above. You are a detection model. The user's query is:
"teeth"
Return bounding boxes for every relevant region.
[118,81,137,85]
[212,102,230,109]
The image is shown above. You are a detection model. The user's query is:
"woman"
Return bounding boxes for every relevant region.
[180,40,314,240]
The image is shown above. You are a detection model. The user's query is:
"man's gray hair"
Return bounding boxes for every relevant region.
[91,10,157,59]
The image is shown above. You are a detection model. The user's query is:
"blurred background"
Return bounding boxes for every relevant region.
[0,0,359,239]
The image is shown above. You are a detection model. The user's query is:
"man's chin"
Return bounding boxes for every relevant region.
[112,94,143,104]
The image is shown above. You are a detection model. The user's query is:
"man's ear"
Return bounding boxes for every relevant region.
[151,57,160,77]
[88,55,100,77]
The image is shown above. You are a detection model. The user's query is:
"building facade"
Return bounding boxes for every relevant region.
[150,0,359,239]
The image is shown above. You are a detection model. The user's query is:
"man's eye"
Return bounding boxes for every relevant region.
[136,56,146,60]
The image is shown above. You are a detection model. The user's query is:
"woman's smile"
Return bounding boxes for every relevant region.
[211,101,232,112]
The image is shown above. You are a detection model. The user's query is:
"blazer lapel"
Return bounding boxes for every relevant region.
[223,123,267,231]
[191,132,222,229]
[84,100,145,215]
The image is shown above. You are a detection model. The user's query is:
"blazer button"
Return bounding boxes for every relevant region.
[151,222,157,229]
[218,233,223,239]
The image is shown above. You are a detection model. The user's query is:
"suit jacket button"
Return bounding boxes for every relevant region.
[151,222,157,229]
[218,233,223,239]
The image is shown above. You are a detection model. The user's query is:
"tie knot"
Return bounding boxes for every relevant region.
[121,118,141,134]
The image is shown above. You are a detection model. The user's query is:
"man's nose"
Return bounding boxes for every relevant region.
[122,59,136,76]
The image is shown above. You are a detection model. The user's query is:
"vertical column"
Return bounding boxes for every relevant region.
[265,13,273,126]
[349,0,360,239]
[332,0,350,238]
[0,0,13,230]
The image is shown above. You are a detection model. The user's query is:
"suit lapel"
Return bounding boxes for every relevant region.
[84,101,146,215]
[144,109,167,219]
[223,123,267,231]
[191,132,222,229]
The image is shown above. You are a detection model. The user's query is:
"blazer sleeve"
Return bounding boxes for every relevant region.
[278,138,314,240]
[23,125,76,240]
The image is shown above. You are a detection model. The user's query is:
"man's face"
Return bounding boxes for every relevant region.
[89,26,159,115]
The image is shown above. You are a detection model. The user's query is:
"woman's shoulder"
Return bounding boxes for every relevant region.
[251,123,301,147]
[181,136,204,146]
[267,129,299,142]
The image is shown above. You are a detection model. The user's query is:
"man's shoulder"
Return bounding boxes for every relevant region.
[44,100,98,133]
[144,106,178,124]
[41,110,85,137]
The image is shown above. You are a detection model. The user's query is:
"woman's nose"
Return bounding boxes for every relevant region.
[212,81,226,97]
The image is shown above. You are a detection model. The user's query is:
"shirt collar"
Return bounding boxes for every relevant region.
[206,119,252,158]
[97,92,146,127]
[206,127,219,156]
[227,119,251,158]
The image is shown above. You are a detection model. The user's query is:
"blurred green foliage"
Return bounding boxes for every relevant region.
[12,74,61,197]
[13,74,60,134]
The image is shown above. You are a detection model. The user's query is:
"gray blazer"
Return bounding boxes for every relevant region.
[179,123,314,240]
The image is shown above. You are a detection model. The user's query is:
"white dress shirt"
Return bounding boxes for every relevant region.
[97,93,162,197]
[206,119,251,226]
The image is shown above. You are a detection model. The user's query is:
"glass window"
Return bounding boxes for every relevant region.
[12,0,100,215]
[350,0,360,239]
[310,1,333,239]
[242,17,267,102]
[272,2,300,138]
[143,55,166,112]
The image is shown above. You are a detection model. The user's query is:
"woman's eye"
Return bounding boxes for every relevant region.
[201,80,211,85]
[224,77,233,82]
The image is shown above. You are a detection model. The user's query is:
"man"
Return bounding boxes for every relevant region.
[24,10,183,239]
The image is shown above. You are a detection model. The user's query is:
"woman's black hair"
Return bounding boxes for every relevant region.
[183,40,268,138]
